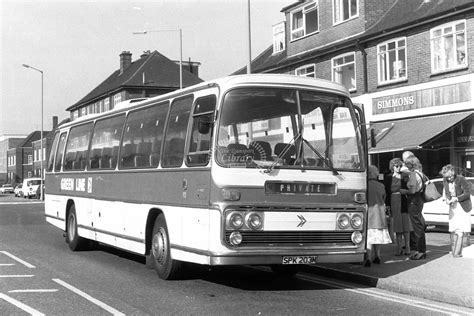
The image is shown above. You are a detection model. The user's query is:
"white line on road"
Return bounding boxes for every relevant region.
[53,278,125,316]
[0,201,44,205]
[0,275,34,278]
[297,273,472,316]
[0,251,36,268]
[0,293,45,316]
[0,263,15,266]
[8,289,59,293]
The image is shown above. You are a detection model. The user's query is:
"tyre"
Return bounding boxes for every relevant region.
[66,205,87,251]
[270,265,299,277]
[150,214,183,280]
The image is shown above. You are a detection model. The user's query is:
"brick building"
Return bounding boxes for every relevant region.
[235,0,474,178]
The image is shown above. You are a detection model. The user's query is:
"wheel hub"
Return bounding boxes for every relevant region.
[152,228,167,264]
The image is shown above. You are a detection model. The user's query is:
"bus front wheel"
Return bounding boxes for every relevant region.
[150,214,183,280]
[66,205,87,251]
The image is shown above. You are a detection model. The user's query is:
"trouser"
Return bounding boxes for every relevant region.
[408,194,426,253]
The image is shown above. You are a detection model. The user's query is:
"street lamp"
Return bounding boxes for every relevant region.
[133,29,183,89]
[22,63,44,200]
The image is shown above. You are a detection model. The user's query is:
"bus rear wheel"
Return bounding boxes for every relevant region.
[150,214,183,280]
[66,205,87,251]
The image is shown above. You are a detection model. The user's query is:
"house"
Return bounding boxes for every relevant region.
[234,0,474,178]
[66,50,203,120]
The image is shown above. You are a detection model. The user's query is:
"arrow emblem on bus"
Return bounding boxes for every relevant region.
[297,215,307,227]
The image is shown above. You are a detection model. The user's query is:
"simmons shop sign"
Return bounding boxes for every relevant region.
[372,94,416,114]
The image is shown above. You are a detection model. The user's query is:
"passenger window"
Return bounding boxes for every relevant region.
[119,102,169,169]
[64,123,93,171]
[162,96,193,168]
[187,95,216,167]
[89,115,125,170]
[54,132,67,172]
[47,132,59,172]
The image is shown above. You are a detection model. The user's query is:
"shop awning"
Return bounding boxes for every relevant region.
[369,111,473,154]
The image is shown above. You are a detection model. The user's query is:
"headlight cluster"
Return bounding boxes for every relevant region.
[225,210,264,231]
[336,213,363,230]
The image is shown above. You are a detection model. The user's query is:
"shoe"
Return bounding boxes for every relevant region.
[364,260,371,267]
[373,257,381,264]
[410,252,426,260]
[395,249,404,256]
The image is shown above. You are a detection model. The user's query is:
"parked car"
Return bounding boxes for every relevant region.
[14,184,23,197]
[22,178,43,199]
[422,177,474,231]
[0,184,14,194]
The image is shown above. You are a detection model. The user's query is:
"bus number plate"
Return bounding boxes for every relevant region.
[282,256,318,265]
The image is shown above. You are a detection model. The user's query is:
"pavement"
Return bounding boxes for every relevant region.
[306,232,474,309]
[1,193,473,308]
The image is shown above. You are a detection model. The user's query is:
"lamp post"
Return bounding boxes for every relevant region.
[133,29,183,89]
[22,63,44,200]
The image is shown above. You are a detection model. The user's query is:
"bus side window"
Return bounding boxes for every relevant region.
[119,102,168,169]
[54,132,67,172]
[47,132,59,172]
[64,123,93,171]
[90,114,125,170]
[162,96,193,168]
[187,94,216,167]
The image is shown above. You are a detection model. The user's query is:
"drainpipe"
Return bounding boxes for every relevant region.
[356,40,368,94]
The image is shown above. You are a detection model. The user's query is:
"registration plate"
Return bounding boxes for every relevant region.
[282,256,318,265]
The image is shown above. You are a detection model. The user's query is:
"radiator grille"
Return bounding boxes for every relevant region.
[225,231,353,247]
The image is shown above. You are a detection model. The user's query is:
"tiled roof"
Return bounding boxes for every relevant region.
[18,131,51,147]
[68,50,203,111]
[232,0,474,75]
[363,0,474,38]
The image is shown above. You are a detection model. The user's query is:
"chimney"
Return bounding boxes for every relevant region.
[52,116,58,129]
[120,51,132,75]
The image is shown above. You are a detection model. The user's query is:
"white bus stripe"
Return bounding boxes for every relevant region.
[0,293,45,316]
[8,289,58,293]
[53,279,125,316]
[0,251,36,268]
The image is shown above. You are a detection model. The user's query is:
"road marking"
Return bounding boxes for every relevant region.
[8,289,58,293]
[297,273,472,315]
[0,292,45,316]
[0,263,15,266]
[0,275,34,278]
[0,251,36,268]
[53,279,125,316]
[0,201,44,205]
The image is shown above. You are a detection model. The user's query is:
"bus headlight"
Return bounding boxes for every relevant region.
[229,231,243,246]
[350,214,363,229]
[337,214,350,230]
[246,213,263,230]
[351,231,363,244]
[228,212,244,229]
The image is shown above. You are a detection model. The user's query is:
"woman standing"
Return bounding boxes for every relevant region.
[440,165,472,257]
[366,165,392,266]
[400,156,426,260]
[388,158,412,255]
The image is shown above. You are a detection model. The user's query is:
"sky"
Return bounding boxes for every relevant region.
[0,0,291,135]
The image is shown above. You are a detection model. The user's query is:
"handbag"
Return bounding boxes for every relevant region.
[416,171,441,202]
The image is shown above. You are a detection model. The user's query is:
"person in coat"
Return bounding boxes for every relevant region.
[440,164,472,257]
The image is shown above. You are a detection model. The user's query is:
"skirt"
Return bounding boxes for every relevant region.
[367,228,392,245]
[391,193,413,233]
[449,202,472,233]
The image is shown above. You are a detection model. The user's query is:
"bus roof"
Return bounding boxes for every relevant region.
[59,74,350,129]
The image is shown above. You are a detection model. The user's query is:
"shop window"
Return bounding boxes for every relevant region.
[332,53,356,91]
[377,37,407,84]
[431,20,467,73]
[291,1,319,41]
[295,64,316,78]
[333,0,358,25]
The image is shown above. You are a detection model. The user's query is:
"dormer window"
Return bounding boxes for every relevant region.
[333,0,358,25]
[291,1,319,41]
[273,22,286,54]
